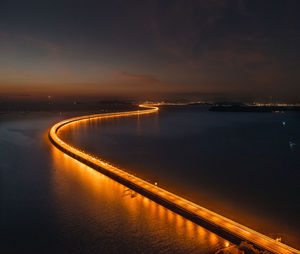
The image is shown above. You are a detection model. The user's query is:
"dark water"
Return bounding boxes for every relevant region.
[0,111,230,254]
[58,105,300,249]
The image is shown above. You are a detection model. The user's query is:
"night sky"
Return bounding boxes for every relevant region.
[0,0,300,101]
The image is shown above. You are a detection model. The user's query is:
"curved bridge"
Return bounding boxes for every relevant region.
[49,104,299,254]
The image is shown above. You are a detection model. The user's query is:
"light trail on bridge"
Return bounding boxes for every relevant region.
[49,104,299,254]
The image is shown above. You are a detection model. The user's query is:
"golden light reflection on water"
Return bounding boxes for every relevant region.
[58,112,160,140]
[48,105,300,253]
[50,144,230,253]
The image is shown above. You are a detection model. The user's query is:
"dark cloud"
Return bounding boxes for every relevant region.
[116,72,158,83]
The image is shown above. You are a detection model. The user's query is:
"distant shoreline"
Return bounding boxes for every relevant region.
[0,100,138,113]
[209,105,300,112]
[2,100,300,113]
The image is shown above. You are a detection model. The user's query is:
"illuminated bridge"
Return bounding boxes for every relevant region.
[49,104,299,254]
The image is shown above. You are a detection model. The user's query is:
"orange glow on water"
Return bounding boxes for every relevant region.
[49,104,300,254]
[50,144,228,251]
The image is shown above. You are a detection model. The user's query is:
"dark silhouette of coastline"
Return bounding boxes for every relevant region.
[0,100,138,113]
[210,105,300,112]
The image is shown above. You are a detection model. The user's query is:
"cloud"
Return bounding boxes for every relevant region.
[21,34,60,53]
[20,34,72,78]
[149,0,233,59]
[116,72,158,83]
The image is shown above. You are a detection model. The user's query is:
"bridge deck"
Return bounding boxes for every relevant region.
[49,105,299,254]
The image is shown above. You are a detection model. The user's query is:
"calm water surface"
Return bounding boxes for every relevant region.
[1,110,230,254]
[58,105,300,249]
